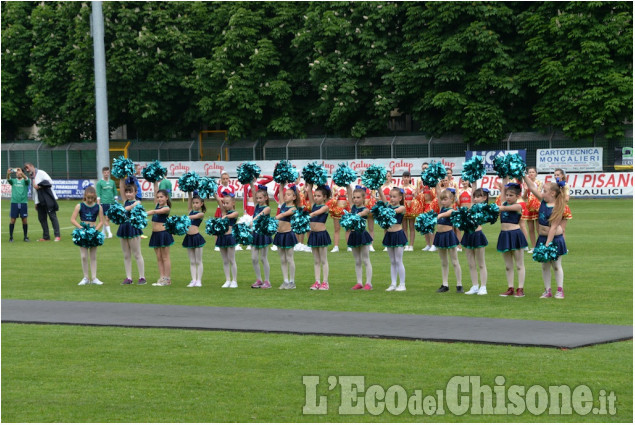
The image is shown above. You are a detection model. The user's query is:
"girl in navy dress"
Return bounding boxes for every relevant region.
[523,176,568,299]
[497,179,528,297]
[274,182,300,289]
[434,187,463,293]
[117,181,145,285]
[148,182,174,286]
[378,187,407,291]
[463,185,490,295]
[306,183,332,290]
[214,190,239,288]
[71,186,104,285]
[184,192,206,287]
[346,185,373,290]
[250,182,273,289]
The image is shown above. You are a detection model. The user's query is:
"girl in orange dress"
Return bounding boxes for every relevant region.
[364,186,377,250]
[328,183,351,252]
[400,171,421,251]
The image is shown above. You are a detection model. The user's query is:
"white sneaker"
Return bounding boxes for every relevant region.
[215,246,220,252]
[407,245,414,251]
[222,281,231,288]
[294,244,302,252]
[527,248,534,254]
[91,278,104,285]
[429,245,437,252]
[386,284,396,292]
[195,280,202,287]
[235,245,243,251]
[107,232,113,239]
[229,281,238,288]
[422,245,430,251]
[303,245,312,252]
[187,281,196,288]
[331,246,339,253]
[456,247,462,252]
[524,246,529,251]
[383,247,388,252]
[369,245,375,252]
[477,286,488,295]
[347,247,352,252]
[246,245,252,250]
[77,277,90,286]
[271,245,278,251]
[465,285,479,295]
[395,284,406,292]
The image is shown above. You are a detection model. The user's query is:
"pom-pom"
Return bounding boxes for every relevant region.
[141,160,167,183]
[483,203,500,225]
[291,209,311,234]
[471,202,500,225]
[232,223,253,245]
[72,222,105,247]
[237,215,253,226]
[254,215,279,237]
[361,165,388,190]
[205,217,230,236]
[492,155,509,178]
[197,177,218,199]
[421,161,447,188]
[164,215,191,236]
[129,204,148,230]
[450,207,479,233]
[273,160,299,184]
[339,212,366,233]
[111,156,135,179]
[332,163,357,187]
[415,211,437,235]
[371,201,397,230]
[302,162,329,186]
[105,203,128,225]
[461,156,486,183]
[507,153,526,179]
[532,243,559,263]
[237,162,261,185]
[177,172,200,193]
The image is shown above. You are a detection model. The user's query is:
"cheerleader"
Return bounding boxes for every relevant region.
[242,174,273,250]
[116,180,145,285]
[462,185,490,295]
[328,183,351,253]
[454,179,473,251]
[148,182,174,286]
[378,187,407,291]
[250,182,273,289]
[523,176,568,299]
[274,182,301,289]
[71,186,104,285]
[214,172,237,251]
[347,185,373,290]
[433,187,463,293]
[418,172,437,252]
[379,171,394,252]
[497,180,528,297]
[445,168,459,190]
[522,166,543,252]
[294,176,310,252]
[401,171,421,252]
[554,168,572,238]
[184,192,206,287]
[214,190,239,288]
[307,183,332,290]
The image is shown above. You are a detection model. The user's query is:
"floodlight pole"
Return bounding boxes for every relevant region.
[91,1,110,178]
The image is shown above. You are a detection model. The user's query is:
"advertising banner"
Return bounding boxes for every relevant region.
[536,148,603,172]
[614,147,633,171]
[465,150,527,173]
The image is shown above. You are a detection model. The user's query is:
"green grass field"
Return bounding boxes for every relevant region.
[1,198,632,422]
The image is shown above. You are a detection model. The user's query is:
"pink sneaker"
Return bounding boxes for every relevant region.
[261,281,271,289]
[555,287,565,299]
[319,282,330,290]
[540,288,553,298]
[362,283,373,291]
[351,283,363,290]
[251,280,263,288]
[310,281,320,290]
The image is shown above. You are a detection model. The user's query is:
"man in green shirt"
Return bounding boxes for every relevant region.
[158,176,172,196]
[96,166,118,238]
[6,167,30,242]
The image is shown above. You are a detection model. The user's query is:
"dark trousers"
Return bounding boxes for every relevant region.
[36,204,60,240]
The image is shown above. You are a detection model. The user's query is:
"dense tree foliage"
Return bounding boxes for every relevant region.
[1,1,632,145]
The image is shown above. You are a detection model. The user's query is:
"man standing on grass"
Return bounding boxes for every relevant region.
[158,175,172,197]
[6,167,30,242]
[22,162,60,242]
[96,166,117,238]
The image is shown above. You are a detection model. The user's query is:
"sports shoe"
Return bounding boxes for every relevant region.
[221,280,231,288]
[436,285,449,293]
[137,277,147,285]
[303,245,312,252]
[429,245,437,252]
[319,282,330,290]
[37,238,50,242]
[246,245,252,250]
[251,280,263,288]
[77,277,90,286]
[456,247,462,252]
[193,281,202,287]
[279,281,290,290]
[331,246,339,253]
[23,237,30,242]
[386,284,396,292]
[362,283,373,291]
[310,281,321,290]
[152,277,166,286]
[286,281,296,289]
[514,288,525,298]
[229,281,238,288]
[54,237,61,242]
[215,246,220,252]
[347,247,352,252]
[555,287,565,299]
[140,235,148,239]
[271,245,278,251]
[395,284,406,292]
[351,283,364,290]
[157,278,171,286]
[91,278,104,285]
[9,238,13,242]
[293,244,303,252]
[107,232,113,239]
[524,246,529,251]
[527,248,534,254]
[383,247,388,252]
[422,245,430,251]
[235,245,243,251]
[465,285,479,295]
[456,285,464,293]
[187,281,196,288]
[406,245,413,252]
[369,246,375,252]
[499,287,515,297]
[121,278,133,285]
[477,286,488,295]
[261,281,271,289]
[540,288,553,298]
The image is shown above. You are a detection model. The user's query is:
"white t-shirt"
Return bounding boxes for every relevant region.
[32,169,58,205]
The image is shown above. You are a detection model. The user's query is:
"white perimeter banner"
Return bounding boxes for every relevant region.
[537,147,603,172]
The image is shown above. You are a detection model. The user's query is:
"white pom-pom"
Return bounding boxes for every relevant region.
[237,215,253,226]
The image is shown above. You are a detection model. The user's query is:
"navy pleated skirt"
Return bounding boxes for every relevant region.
[149,230,174,248]
[461,230,488,249]
[273,231,297,249]
[382,230,408,248]
[117,222,143,239]
[434,230,460,249]
[537,234,567,257]
[216,233,237,248]
[182,233,206,248]
[497,229,528,252]
[347,230,373,248]
[307,230,331,248]
[252,231,273,248]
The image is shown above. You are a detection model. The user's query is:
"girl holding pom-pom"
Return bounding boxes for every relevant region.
[274,183,300,289]
[116,180,146,285]
[497,180,528,297]
[71,186,104,285]
[378,187,408,291]
[522,166,543,252]
[433,187,463,293]
[147,182,174,286]
[523,176,567,299]
[347,185,373,290]
[462,184,490,295]
[327,183,351,253]
[306,183,332,290]
[553,168,572,238]
[379,171,394,252]
[400,171,421,252]
[184,192,206,287]
[214,190,239,288]
[250,182,273,289]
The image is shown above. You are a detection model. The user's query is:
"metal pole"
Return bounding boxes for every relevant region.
[92,1,109,178]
